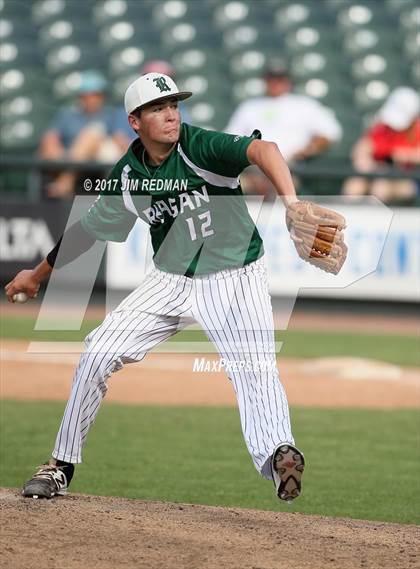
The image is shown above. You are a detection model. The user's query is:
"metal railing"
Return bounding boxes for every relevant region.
[1,155,419,202]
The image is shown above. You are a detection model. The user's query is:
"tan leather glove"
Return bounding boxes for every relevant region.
[286,201,347,275]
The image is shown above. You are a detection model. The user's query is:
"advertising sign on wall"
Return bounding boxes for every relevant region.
[107,202,419,302]
[0,202,68,280]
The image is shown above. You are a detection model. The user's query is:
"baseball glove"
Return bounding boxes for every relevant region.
[285,201,347,274]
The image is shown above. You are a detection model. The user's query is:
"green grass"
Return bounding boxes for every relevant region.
[0,315,102,342]
[1,400,419,524]
[1,315,419,366]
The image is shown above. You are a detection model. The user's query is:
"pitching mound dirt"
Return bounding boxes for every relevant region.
[0,488,418,569]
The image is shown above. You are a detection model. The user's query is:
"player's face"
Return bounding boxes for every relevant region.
[131,98,181,145]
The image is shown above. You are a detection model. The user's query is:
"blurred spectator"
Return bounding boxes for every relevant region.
[39,71,127,198]
[112,59,191,149]
[225,59,342,198]
[343,87,420,203]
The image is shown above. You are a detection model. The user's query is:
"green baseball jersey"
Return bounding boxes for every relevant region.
[81,123,264,276]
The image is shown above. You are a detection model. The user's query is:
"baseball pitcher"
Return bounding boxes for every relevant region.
[5,73,347,502]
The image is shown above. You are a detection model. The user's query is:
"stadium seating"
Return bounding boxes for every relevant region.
[0,0,417,160]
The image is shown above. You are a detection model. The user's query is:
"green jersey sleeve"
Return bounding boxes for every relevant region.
[182,124,258,178]
[80,164,137,242]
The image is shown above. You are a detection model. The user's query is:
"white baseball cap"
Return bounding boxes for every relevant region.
[124,72,192,114]
[378,87,419,131]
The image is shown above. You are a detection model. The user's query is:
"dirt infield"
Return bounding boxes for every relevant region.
[0,488,419,569]
[1,339,418,408]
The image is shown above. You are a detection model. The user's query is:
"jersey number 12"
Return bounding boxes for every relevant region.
[186,211,215,241]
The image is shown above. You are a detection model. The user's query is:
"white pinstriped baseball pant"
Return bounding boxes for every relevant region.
[52,256,294,480]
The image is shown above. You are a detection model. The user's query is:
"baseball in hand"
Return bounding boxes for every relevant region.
[12,292,29,303]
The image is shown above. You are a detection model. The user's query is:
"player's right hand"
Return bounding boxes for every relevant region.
[4,270,40,303]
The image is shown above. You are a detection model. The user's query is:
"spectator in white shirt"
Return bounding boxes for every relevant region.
[225,59,342,198]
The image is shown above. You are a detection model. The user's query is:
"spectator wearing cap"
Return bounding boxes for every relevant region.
[344,87,420,203]
[39,71,127,198]
[112,60,191,150]
[225,59,342,198]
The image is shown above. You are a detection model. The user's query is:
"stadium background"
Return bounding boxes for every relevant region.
[0,0,419,165]
[0,1,419,567]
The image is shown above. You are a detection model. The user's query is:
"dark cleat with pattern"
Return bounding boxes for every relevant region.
[22,463,74,499]
[272,444,305,502]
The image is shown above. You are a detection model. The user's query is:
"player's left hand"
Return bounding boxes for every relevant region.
[285,200,347,274]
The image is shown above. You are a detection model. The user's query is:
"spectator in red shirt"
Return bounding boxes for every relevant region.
[344,87,420,203]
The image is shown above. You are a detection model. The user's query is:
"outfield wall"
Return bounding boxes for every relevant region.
[107,204,419,302]
[0,201,418,302]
